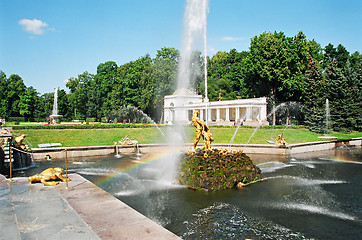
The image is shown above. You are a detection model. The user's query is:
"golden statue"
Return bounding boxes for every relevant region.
[276,133,287,147]
[14,134,29,151]
[28,167,71,186]
[191,110,214,150]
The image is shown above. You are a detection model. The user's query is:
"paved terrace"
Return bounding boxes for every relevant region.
[0,174,181,240]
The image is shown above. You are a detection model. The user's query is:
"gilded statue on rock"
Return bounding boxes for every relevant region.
[28,167,71,186]
[191,110,214,150]
[276,133,287,148]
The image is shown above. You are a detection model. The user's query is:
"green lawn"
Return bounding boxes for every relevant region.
[12,126,362,148]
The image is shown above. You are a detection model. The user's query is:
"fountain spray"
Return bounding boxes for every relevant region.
[177,0,209,92]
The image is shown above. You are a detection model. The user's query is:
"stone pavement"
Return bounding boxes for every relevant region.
[0,174,181,240]
[0,174,100,240]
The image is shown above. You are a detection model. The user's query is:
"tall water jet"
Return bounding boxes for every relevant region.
[318,98,337,139]
[177,0,209,92]
[49,88,62,122]
[325,98,330,135]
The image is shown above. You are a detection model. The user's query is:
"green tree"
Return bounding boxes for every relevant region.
[349,51,362,69]
[149,48,179,120]
[0,71,9,118]
[324,59,349,131]
[284,31,322,101]
[93,61,118,119]
[205,49,250,101]
[352,61,362,130]
[335,44,350,69]
[302,57,327,133]
[18,87,39,121]
[66,71,94,120]
[57,89,71,120]
[40,93,54,120]
[111,55,155,120]
[7,74,26,117]
[248,32,291,124]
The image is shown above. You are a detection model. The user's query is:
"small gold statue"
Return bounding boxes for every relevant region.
[276,134,287,148]
[120,136,134,145]
[28,167,71,186]
[14,134,29,151]
[191,110,214,150]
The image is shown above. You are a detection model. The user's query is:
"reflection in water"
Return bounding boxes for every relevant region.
[13,147,362,240]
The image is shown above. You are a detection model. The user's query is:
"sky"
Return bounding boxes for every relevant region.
[1,0,361,94]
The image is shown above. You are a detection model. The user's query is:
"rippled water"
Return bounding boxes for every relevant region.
[15,147,362,240]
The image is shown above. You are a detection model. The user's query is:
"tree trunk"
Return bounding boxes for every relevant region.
[273,101,276,125]
[272,87,276,125]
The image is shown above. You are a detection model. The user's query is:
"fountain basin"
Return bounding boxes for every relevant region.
[8,146,362,240]
[29,138,362,160]
[49,114,63,119]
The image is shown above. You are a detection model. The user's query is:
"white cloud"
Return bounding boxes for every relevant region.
[18,19,49,35]
[209,47,218,54]
[222,36,245,41]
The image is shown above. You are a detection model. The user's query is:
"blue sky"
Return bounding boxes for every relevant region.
[1,0,361,94]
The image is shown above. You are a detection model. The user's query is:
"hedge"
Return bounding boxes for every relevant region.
[7,117,25,122]
[10,123,161,130]
[10,123,306,130]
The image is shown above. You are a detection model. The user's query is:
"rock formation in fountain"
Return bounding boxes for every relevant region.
[178,149,262,191]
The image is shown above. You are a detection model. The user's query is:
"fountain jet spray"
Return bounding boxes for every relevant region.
[49,88,63,121]
[325,99,330,135]
[177,0,209,91]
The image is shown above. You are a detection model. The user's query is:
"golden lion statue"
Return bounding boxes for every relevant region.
[28,167,71,186]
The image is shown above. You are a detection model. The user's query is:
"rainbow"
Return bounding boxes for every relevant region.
[320,154,362,165]
[95,149,179,187]
[328,156,362,165]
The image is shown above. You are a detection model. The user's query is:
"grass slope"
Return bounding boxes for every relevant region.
[12,126,362,148]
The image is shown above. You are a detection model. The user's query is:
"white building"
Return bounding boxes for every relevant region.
[164,88,269,126]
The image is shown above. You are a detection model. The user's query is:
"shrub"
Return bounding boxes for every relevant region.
[8,117,25,122]
[10,123,159,130]
[86,118,96,123]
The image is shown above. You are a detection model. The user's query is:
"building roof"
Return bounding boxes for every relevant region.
[172,88,197,96]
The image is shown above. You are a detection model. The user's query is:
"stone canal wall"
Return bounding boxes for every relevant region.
[30,138,362,160]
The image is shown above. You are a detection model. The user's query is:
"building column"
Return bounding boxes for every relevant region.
[225,108,230,121]
[200,109,204,121]
[246,107,252,121]
[216,108,220,121]
[207,108,211,122]
[260,105,267,121]
[235,107,240,121]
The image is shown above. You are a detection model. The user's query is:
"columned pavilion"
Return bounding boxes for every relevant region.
[163,89,269,126]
